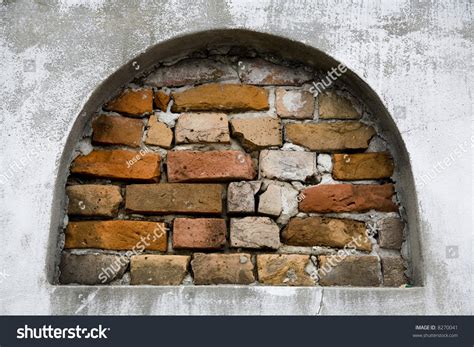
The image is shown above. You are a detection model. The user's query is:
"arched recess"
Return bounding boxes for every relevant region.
[46,29,423,286]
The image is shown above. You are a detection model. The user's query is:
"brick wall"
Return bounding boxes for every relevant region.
[58,53,408,287]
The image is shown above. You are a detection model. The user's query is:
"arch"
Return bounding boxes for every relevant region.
[46,29,423,286]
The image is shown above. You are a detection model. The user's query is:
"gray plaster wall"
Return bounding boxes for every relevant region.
[0,0,472,315]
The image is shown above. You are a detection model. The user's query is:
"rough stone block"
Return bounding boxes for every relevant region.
[318,255,380,286]
[377,217,404,250]
[175,113,230,144]
[319,92,361,119]
[259,150,317,181]
[191,253,255,285]
[154,90,171,111]
[282,216,371,251]
[381,256,406,287]
[145,115,173,148]
[257,254,316,286]
[230,217,280,249]
[227,181,261,213]
[258,184,282,216]
[230,117,282,150]
[276,88,314,119]
[238,58,312,85]
[285,122,375,151]
[66,184,122,217]
[130,255,190,285]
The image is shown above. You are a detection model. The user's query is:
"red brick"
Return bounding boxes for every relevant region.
[64,220,167,251]
[167,150,256,182]
[104,88,153,116]
[299,184,397,213]
[173,218,226,250]
[92,114,143,147]
[70,149,160,181]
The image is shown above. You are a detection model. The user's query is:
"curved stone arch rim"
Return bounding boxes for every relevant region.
[46,28,423,291]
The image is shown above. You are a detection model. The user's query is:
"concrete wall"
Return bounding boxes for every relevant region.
[0,0,471,315]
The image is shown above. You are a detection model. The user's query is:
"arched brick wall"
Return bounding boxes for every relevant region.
[51,30,420,288]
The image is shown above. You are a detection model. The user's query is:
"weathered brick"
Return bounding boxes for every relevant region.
[227,181,261,214]
[282,217,371,251]
[175,113,230,144]
[173,218,226,249]
[154,91,170,111]
[104,88,153,116]
[145,115,173,148]
[230,117,282,150]
[258,184,282,216]
[230,217,280,250]
[126,183,223,214]
[377,217,404,250]
[167,150,256,182]
[71,149,160,181]
[146,58,238,87]
[92,114,143,147]
[299,184,397,213]
[285,122,375,151]
[259,150,317,181]
[333,153,394,180]
[381,256,406,287]
[319,92,361,119]
[318,255,380,286]
[171,84,269,112]
[59,253,128,285]
[130,255,190,285]
[64,221,167,251]
[257,254,316,286]
[276,88,314,119]
[191,253,255,285]
[238,58,312,85]
[66,184,122,217]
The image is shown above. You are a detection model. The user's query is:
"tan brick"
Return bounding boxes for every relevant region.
[64,220,167,251]
[319,255,380,286]
[59,253,128,285]
[173,218,226,250]
[71,149,160,181]
[92,114,143,147]
[333,153,394,180]
[125,183,223,214]
[167,150,256,182]
[104,88,153,116]
[378,218,404,250]
[230,217,280,250]
[230,117,282,150]
[257,254,316,286]
[285,122,375,151]
[171,84,269,112]
[175,113,230,144]
[130,255,190,285]
[154,91,171,111]
[282,217,371,251]
[299,184,397,213]
[144,115,173,148]
[66,184,122,217]
[381,256,406,287]
[276,88,314,119]
[319,92,361,119]
[191,253,255,285]
[238,58,312,85]
[146,58,238,87]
